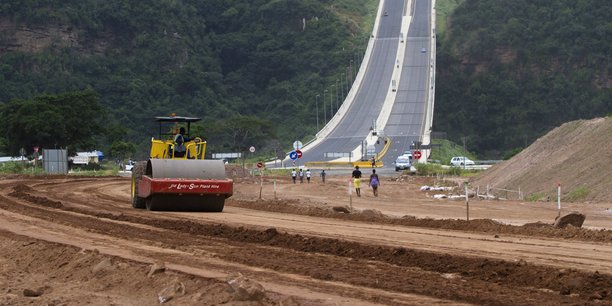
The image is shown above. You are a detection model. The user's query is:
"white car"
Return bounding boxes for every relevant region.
[450,156,475,167]
[395,156,412,171]
[124,160,135,171]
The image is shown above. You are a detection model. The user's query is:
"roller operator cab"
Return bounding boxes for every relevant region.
[130,115,233,212]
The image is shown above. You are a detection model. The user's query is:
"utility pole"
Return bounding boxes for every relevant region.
[330,85,334,117]
[323,90,328,124]
[336,79,339,111]
[315,94,320,131]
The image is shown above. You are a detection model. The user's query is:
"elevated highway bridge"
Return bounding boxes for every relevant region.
[289,0,435,169]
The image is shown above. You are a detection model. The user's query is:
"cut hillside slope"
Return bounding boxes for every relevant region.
[471,117,612,203]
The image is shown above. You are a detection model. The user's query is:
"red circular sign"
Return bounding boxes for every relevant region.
[256,162,264,168]
[413,150,422,159]
[296,150,302,159]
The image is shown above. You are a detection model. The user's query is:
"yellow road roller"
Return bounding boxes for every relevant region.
[131,115,233,212]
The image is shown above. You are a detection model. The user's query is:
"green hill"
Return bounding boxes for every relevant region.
[0,0,375,157]
[433,0,611,158]
[1,0,609,161]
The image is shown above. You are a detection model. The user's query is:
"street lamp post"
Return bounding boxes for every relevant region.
[315,94,320,132]
[330,85,335,116]
[323,90,328,124]
[336,79,339,111]
[349,60,353,84]
[353,52,358,80]
[340,73,345,99]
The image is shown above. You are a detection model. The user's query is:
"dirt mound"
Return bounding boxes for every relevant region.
[227,199,612,243]
[472,117,612,202]
[8,184,63,208]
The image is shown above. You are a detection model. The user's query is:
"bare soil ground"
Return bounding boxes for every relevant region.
[472,117,612,202]
[0,171,611,305]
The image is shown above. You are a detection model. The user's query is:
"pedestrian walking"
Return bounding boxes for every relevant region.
[291,169,297,184]
[371,157,376,168]
[306,169,312,183]
[320,170,326,183]
[299,169,304,183]
[352,165,362,197]
[369,169,380,197]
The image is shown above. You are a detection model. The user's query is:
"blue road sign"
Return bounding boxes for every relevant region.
[289,151,298,160]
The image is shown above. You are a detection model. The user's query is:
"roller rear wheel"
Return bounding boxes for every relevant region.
[131,161,147,209]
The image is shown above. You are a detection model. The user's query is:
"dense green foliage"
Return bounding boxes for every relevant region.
[3,0,608,160]
[0,0,373,158]
[434,0,611,158]
[427,138,477,164]
[0,90,106,155]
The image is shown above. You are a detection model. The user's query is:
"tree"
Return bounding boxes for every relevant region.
[109,140,136,160]
[205,115,276,154]
[0,90,106,155]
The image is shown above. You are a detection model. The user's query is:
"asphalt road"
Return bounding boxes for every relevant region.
[300,0,432,169]
[299,0,405,163]
[382,0,432,167]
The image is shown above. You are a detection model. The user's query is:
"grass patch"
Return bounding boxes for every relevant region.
[435,0,465,38]
[0,160,121,176]
[525,192,549,202]
[0,162,46,175]
[415,163,458,176]
[428,139,477,165]
[563,186,590,202]
[69,169,119,176]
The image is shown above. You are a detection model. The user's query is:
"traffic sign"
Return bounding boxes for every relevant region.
[289,151,298,160]
[293,140,303,150]
[256,162,264,168]
[296,149,302,159]
[249,146,256,153]
[413,150,422,159]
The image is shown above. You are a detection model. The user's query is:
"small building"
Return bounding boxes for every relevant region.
[71,151,104,165]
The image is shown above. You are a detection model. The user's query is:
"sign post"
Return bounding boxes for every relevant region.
[33,146,39,167]
[413,150,422,161]
[557,183,561,217]
[348,179,353,212]
[257,162,264,199]
[465,182,470,221]
[293,141,303,150]
[19,147,26,165]
[289,151,298,169]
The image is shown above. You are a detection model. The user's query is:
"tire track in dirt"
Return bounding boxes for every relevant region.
[0,186,461,305]
[1,177,611,304]
[26,177,612,276]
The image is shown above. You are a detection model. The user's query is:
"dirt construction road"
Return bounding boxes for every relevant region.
[0,174,611,305]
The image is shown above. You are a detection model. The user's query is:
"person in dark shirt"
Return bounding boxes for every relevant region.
[173,127,188,157]
[352,165,362,197]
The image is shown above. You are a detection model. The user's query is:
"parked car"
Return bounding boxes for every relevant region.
[450,156,475,167]
[395,155,412,171]
[421,47,427,53]
[124,160,135,171]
